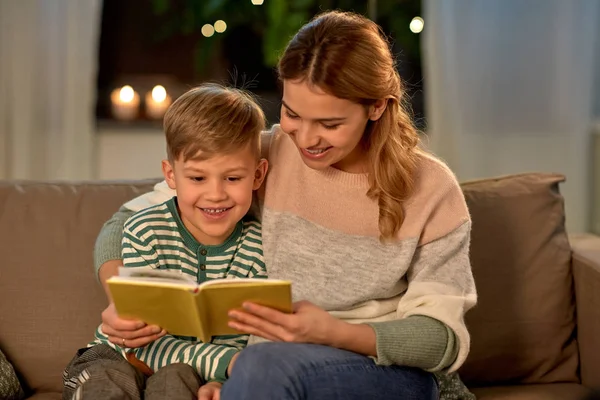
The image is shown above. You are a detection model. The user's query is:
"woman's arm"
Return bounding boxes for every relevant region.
[94,180,176,290]
[231,300,457,372]
[367,220,475,373]
[364,316,458,370]
[98,260,122,301]
[332,315,457,371]
[94,206,134,298]
[357,172,475,372]
[229,221,470,373]
[93,184,175,347]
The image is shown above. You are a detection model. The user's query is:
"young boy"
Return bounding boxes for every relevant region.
[63,84,269,400]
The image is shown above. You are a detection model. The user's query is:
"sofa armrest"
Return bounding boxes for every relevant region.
[570,233,600,388]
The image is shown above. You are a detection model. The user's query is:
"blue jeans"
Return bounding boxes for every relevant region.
[221,343,438,400]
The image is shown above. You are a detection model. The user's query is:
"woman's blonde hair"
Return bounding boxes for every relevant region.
[278,11,421,241]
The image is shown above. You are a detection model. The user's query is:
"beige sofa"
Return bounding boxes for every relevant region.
[0,173,599,399]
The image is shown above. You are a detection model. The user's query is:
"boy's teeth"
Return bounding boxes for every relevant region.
[203,208,228,214]
[307,148,328,154]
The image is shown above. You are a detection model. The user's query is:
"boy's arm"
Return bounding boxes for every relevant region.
[98,216,169,349]
[121,223,160,269]
[135,334,248,383]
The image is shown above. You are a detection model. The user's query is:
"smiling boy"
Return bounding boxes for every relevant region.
[63,84,268,400]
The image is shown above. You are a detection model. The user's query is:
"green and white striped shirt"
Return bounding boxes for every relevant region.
[93,197,267,383]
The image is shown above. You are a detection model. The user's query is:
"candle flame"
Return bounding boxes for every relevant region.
[152,85,167,103]
[119,85,135,103]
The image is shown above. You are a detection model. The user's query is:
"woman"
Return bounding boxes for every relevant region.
[96,11,476,400]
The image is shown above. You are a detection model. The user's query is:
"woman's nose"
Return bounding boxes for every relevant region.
[292,122,320,149]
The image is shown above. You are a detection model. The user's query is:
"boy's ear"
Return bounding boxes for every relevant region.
[162,159,177,190]
[252,159,269,190]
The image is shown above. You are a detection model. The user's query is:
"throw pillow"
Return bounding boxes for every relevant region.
[0,348,24,400]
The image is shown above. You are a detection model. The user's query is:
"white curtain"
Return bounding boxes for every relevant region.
[423,0,600,232]
[0,0,102,180]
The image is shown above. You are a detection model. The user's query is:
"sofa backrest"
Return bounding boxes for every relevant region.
[0,180,158,394]
[459,173,579,386]
[0,174,581,393]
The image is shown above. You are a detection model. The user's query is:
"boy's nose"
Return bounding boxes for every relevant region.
[205,180,227,201]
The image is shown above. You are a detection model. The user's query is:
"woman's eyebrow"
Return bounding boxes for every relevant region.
[281,100,346,123]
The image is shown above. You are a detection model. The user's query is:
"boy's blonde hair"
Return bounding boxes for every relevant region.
[163,83,265,162]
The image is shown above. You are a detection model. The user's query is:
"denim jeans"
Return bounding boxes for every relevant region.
[221,342,439,400]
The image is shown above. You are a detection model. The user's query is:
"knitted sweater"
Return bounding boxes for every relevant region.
[94,126,477,397]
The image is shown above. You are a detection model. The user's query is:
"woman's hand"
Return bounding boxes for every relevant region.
[198,381,222,400]
[228,300,345,346]
[101,303,166,348]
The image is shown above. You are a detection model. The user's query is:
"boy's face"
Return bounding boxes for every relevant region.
[162,145,268,246]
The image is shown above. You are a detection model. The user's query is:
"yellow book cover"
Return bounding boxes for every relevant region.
[107,269,292,343]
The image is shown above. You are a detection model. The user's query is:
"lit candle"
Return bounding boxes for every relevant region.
[145,85,172,120]
[111,85,140,121]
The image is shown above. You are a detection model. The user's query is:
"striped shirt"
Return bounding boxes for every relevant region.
[92,197,267,383]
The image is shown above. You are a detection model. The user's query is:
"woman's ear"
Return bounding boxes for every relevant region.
[368,98,389,121]
[162,159,177,190]
[252,159,269,190]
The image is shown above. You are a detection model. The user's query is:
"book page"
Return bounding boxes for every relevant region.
[117,266,198,286]
[198,280,293,338]
[109,280,205,339]
[199,278,291,289]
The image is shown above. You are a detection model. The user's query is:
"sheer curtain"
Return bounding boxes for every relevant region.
[423,0,600,232]
[0,0,102,180]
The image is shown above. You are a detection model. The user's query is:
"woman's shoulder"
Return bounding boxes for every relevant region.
[263,124,286,144]
[409,151,462,199]
[261,124,293,162]
[404,150,470,245]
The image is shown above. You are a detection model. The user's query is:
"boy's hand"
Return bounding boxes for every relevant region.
[198,381,222,400]
[101,303,166,348]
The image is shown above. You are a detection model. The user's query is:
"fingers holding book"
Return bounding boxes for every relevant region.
[228,300,342,346]
[101,302,167,348]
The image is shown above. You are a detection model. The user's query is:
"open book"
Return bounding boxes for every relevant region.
[107,268,292,343]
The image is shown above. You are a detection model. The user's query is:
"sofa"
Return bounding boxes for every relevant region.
[0,173,599,399]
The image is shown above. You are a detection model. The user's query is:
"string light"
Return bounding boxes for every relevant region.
[410,17,424,34]
[251,0,264,5]
[214,20,227,33]
[201,24,215,37]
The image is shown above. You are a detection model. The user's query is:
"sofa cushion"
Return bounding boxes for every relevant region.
[23,394,61,400]
[0,180,159,394]
[470,383,590,400]
[459,173,578,385]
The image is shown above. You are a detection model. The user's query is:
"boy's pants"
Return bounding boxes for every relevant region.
[63,344,201,400]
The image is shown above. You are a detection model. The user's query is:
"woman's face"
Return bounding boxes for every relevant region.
[280,80,373,173]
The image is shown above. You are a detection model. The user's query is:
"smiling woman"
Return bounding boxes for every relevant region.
[279,82,378,173]
[92,10,475,400]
